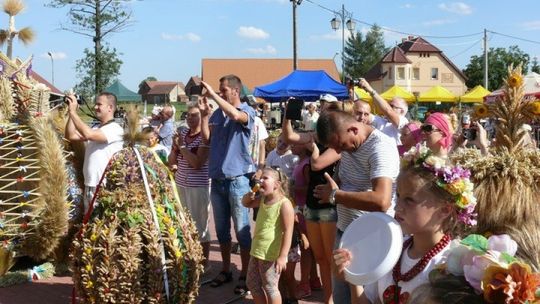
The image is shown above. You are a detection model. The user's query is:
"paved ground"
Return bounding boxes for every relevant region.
[0,207,324,304]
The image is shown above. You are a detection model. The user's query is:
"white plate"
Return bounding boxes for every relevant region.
[339,212,403,286]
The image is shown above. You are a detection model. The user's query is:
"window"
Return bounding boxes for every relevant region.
[388,67,392,79]
[431,68,438,80]
[413,68,420,80]
[397,67,405,80]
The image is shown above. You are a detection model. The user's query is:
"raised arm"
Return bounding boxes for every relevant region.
[311,143,341,171]
[359,78,401,127]
[66,95,107,143]
[201,81,248,124]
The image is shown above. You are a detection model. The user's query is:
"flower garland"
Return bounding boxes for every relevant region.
[438,234,540,303]
[402,144,477,226]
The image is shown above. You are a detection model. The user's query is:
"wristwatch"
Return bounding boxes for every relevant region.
[329,188,338,205]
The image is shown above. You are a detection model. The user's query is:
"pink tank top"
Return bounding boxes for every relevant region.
[292,157,310,208]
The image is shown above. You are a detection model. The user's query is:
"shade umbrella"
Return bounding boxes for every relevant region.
[460,85,490,103]
[379,85,416,103]
[417,85,457,102]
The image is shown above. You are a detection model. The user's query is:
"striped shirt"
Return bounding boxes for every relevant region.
[336,129,400,232]
[174,128,210,187]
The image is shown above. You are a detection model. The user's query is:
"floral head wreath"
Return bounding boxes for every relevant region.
[435,234,540,303]
[402,144,477,226]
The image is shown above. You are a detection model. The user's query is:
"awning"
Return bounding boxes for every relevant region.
[379,85,416,103]
[460,85,490,103]
[354,87,372,101]
[484,72,540,103]
[417,85,457,103]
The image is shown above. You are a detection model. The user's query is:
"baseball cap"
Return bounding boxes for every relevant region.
[319,94,338,102]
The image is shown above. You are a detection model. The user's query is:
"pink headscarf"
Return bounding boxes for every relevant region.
[405,122,422,144]
[425,112,453,149]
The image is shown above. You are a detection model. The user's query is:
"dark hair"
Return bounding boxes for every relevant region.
[219,74,242,90]
[316,110,356,146]
[98,92,117,109]
[408,272,484,304]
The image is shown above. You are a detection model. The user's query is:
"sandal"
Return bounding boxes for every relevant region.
[210,271,233,288]
[234,276,248,295]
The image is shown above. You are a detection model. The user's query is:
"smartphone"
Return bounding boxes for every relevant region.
[285,98,304,121]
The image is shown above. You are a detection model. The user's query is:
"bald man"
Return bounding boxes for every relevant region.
[359,78,409,145]
[353,99,372,124]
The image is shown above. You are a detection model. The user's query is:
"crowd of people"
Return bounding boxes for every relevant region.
[69,72,540,304]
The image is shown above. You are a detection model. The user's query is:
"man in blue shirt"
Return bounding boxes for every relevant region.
[158,105,175,153]
[201,75,255,294]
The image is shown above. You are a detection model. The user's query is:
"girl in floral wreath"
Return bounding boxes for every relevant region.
[334,144,477,304]
[242,167,295,304]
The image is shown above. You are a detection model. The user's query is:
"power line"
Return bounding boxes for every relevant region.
[303,0,483,39]
[449,39,483,59]
[488,30,540,45]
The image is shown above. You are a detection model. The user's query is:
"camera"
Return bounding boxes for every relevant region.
[347,78,361,87]
[64,94,85,105]
[463,128,476,141]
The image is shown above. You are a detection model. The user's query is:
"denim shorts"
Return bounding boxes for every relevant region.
[211,175,252,249]
[303,206,337,222]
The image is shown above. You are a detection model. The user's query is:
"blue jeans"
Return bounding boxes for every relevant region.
[211,175,252,250]
[333,229,352,304]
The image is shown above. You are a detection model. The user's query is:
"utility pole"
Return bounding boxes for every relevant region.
[484,29,488,90]
[292,0,301,70]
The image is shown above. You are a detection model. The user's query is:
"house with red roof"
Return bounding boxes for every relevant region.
[138,81,186,104]
[364,36,467,96]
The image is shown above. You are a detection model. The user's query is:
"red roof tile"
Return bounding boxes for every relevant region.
[381,47,411,64]
[398,37,441,53]
[202,58,340,90]
[147,83,179,95]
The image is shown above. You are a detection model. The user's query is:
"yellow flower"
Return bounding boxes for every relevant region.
[446,180,465,196]
[162,216,171,225]
[175,249,182,258]
[85,248,92,255]
[90,234,97,241]
[528,101,540,116]
[85,264,92,272]
[456,195,469,208]
[508,73,523,88]
[168,227,176,235]
[474,104,489,118]
[85,281,93,289]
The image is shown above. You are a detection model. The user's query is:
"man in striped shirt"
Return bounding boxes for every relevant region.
[313,110,399,304]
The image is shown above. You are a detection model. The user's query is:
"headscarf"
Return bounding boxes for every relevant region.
[425,112,453,149]
[405,122,422,144]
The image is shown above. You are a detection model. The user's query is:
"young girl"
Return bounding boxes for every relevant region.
[243,168,295,304]
[334,145,477,304]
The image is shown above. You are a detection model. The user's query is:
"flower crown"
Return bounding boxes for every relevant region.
[402,144,477,226]
[437,234,540,303]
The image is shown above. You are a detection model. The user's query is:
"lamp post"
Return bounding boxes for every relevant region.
[47,52,55,86]
[330,4,356,83]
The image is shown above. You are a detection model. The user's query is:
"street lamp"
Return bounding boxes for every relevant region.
[330,4,356,83]
[47,52,55,86]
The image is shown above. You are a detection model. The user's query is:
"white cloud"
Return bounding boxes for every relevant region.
[438,2,472,15]
[161,32,201,42]
[237,26,270,39]
[40,52,67,60]
[422,18,456,26]
[245,45,277,55]
[521,20,540,31]
[401,3,413,8]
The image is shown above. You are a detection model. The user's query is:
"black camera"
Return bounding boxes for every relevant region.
[64,94,85,105]
[463,128,476,141]
[347,78,361,87]
[285,97,304,121]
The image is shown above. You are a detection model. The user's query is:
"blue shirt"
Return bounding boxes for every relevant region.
[159,118,175,151]
[208,102,255,179]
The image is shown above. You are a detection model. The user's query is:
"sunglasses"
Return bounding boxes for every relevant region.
[420,124,440,133]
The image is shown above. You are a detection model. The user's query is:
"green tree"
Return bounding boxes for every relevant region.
[48,0,133,95]
[74,46,122,99]
[138,76,157,93]
[343,24,387,80]
[463,45,530,90]
[531,57,540,74]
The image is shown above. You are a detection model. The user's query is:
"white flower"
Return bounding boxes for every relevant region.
[487,234,518,257]
[446,242,471,276]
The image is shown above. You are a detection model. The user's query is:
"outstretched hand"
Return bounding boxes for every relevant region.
[198,96,211,117]
[200,81,215,97]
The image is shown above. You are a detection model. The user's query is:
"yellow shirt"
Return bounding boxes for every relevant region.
[250,196,289,261]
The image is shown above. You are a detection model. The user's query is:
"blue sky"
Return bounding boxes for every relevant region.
[10,0,540,93]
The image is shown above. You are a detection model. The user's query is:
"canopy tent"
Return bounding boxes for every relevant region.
[253,70,348,102]
[484,72,540,103]
[379,85,416,103]
[417,85,457,103]
[460,85,490,103]
[354,87,372,102]
[105,80,141,102]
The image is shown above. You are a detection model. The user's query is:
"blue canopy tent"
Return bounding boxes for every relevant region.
[253,70,348,102]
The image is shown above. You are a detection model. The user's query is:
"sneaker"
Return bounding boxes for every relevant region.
[296,282,311,299]
[310,277,322,291]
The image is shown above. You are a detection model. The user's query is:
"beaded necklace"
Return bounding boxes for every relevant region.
[382,234,451,304]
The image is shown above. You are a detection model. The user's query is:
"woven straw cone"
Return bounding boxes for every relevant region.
[72,146,203,303]
[452,65,540,270]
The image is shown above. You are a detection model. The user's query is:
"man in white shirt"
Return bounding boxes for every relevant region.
[359,78,409,145]
[302,103,319,131]
[65,92,125,213]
